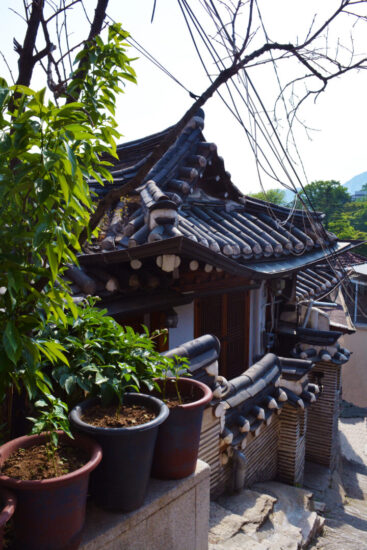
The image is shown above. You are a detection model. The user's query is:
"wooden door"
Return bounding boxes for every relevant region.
[195,291,249,379]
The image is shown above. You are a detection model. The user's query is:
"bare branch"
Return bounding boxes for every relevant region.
[45,0,81,23]
[8,7,28,23]
[0,51,15,84]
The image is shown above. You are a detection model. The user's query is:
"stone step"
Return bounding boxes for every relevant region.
[209,490,276,545]
[253,481,324,549]
[209,482,324,550]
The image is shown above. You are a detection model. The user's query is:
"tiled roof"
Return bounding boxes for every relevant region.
[338,250,367,267]
[295,263,346,302]
[165,337,318,445]
[85,110,341,269]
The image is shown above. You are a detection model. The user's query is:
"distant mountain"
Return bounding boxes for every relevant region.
[343,172,367,195]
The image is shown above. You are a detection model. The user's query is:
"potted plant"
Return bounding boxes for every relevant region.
[0,395,102,550]
[151,360,213,480]
[70,392,168,512]
[55,304,170,512]
[0,488,16,550]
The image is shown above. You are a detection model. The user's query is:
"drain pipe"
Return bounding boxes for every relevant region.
[233,449,248,491]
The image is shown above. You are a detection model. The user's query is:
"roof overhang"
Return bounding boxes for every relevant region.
[79,237,361,280]
[99,289,193,318]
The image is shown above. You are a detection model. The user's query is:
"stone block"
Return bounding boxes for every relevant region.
[209,502,245,544]
[145,486,196,550]
[196,478,210,549]
[81,460,210,550]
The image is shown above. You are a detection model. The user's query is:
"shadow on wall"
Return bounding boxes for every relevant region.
[341,328,367,408]
[339,418,367,501]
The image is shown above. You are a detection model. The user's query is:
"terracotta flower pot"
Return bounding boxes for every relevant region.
[151,377,213,479]
[0,488,16,550]
[0,432,102,550]
[70,393,169,512]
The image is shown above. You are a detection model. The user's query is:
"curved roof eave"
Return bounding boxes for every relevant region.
[78,236,360,280]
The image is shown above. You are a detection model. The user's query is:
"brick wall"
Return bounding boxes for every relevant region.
[278,403,307,485]
[306,361,341,469]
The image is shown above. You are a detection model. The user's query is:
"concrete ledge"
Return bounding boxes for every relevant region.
[81,459,210,550]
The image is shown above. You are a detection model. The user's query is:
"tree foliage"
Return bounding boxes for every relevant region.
[248,188,286,206]
[329,201,367,256]
[0,23,136,421]
[296,180,367,256]
[297,180,351,229]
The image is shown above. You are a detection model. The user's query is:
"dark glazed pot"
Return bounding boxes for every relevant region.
[0,431,102,550]
[0,488,16,550]
[151,377,213,479]
[70,393,169,512]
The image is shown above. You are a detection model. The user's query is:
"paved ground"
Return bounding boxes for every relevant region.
[309,415,367,549]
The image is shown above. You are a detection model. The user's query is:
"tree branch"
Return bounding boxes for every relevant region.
[16,0,45,86]
[81,41,299,243]
[66,0,109,103]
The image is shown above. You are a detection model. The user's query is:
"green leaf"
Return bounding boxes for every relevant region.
[64,124,94,140]
[2,321,20,364]
[11,85,36,96]
[34,399,48,408]
[65,143,77,177]
[0,86,9,110]
[58,174,69,203]
[43,341,69,366]
[46,245,58,282]
[64,376,75,394]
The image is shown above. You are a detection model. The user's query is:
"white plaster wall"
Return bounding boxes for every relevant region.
[341,325,367,407]
[168,302,194,349]
[248,282,266,365]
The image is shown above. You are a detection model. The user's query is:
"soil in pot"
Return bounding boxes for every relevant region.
[70,393,169,512]
[81,403,156,428]
[1,443,88,481]
[0,432,102,550]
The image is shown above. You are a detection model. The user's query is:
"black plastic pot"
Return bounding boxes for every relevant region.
[151,377,213,479]
[0,432,102,550]
[70,393,169,512]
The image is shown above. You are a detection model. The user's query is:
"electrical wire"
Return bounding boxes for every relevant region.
[110,1,360,311]
[176,0,357,294]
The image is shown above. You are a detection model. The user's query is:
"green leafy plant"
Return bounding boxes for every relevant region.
[0,23,136,437]
[40,298,176,409]
[160,355,190,405]
[27,394,72,475]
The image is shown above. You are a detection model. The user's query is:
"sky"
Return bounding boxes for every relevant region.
[1,0,367,194]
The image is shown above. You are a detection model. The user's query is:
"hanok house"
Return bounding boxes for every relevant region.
[68,109,359,495]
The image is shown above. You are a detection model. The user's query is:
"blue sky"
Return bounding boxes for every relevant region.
[1,1,366,193]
